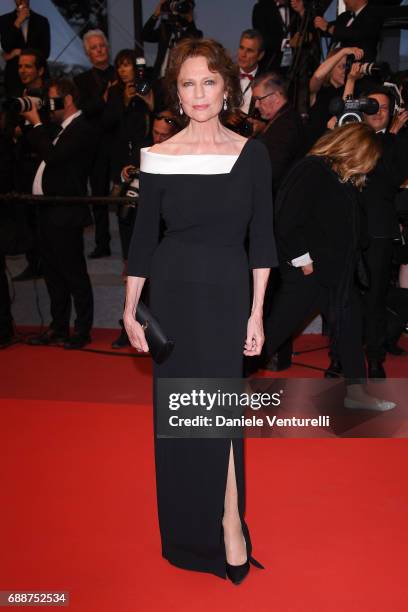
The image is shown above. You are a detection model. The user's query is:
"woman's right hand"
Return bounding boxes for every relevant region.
[123,313,149,353]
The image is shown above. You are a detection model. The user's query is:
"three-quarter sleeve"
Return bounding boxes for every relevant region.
[127,171,162,278]
[248,140,278,269]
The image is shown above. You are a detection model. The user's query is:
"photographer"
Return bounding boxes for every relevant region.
[142,0,202,80]
[112,111,181,349]
[326,86,408,378]
[11,48,49,282]
[307,46,364,146]
[102,50,153,187]
[288,0,322,117]
[23,79,97,350]
[0,0,50,96]
[314,0,382,63]
[252,0,295,71]
[0,119,15,348]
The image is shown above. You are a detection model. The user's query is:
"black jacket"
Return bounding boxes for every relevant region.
[74,66,115,126]
[257,103,305,196]
[27,114,97,228]
[0,10,50,95]
[275,156,363,287]
[361,131,408,239]
[142,14,202,78]
[102,85,150,182]
[252,0,296,65]
[327,5,383,62]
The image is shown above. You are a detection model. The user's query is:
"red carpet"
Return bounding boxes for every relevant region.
[1,330,408,611]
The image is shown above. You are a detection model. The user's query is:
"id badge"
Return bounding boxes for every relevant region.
[280,39,292,68]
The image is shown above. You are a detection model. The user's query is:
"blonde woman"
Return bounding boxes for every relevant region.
[266,122,394,410]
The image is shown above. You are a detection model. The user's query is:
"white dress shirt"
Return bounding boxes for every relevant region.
[240,66,257,114]
[32,110,82,195]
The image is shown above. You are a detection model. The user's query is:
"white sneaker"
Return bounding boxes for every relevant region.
[344,397,396,412]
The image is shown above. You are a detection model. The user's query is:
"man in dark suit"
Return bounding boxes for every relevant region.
[0,0,50,96]
[314,0,383,62]
[12,48,48,282]
[74,29,115,259]
[23,79,96,350]
[252,72,305,371]
[142,0,202,80]
[252,0,295,71]
[0,124,15,348]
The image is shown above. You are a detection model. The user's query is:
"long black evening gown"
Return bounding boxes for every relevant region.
[128,138,277,577]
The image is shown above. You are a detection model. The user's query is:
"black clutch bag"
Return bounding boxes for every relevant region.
[135,301,175,364]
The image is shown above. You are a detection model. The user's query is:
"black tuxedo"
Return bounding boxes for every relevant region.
[26,114,96,336]
[74,66,116,251]
[0,9,50,95]
[142,14,202,79]
[328,5,383,62]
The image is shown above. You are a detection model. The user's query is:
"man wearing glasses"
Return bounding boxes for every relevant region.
[251,72,305,373]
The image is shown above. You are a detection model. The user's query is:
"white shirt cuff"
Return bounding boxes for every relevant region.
[291,252,313,267]
[34,122,43,128]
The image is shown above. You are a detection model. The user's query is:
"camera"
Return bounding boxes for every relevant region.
[162,1,194,15]
[3,88,45,113]
[3,88,65,114]
[329,96,380,126]
[133,57,151,97]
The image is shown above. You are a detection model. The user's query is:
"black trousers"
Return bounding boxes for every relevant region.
[39,218,93,336]
[0,254,13,337]
[265,266,366,381]
[90,150,111,250]
[363,238,394,361]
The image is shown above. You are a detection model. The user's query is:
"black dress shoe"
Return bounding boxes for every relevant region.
[368,360,386,379]
[12,264,43,282]
[28,329,69,346]
[264,352,292,371]
[88,247,111,259]
[112,327,130,349]
[324,359,343,379]
[385,342,408,356]
[63,334,91,350]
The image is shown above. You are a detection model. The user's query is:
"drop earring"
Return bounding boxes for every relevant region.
[179,102,184,116]
[223,95,228,111]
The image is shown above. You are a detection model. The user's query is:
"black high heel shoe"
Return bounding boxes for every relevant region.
[225,522,264,585]
[226,556,264,585]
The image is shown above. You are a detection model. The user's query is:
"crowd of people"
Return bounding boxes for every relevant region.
[0,0,408,382]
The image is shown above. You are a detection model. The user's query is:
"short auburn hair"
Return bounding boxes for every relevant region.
[164,38,242,119]
[309,122,382,190]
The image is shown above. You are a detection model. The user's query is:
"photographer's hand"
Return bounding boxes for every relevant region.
[122,165,138,182]
[135,89,154,112]
[21,106,41,126]
[14,6,30,28]
[103,80,117,103]
[314,17,333,35]
[124,82,137,106]
[390,110,408,135]
[154,0,167,17]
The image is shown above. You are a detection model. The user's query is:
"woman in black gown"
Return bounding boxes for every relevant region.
[124,39,277,583]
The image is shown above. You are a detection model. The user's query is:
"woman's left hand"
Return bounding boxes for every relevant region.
[244,313,264,356]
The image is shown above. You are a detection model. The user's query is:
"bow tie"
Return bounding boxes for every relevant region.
[240,73,254,81]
